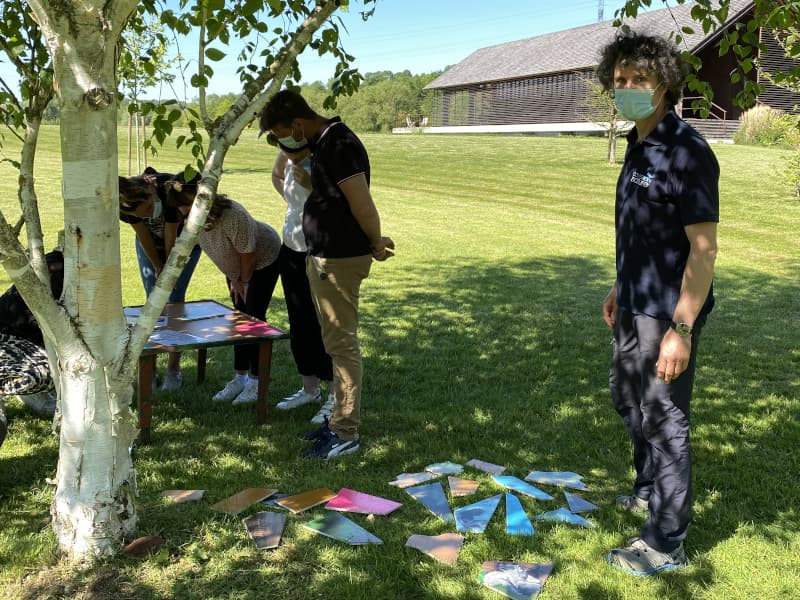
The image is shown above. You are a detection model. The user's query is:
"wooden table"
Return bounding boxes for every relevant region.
[126,300,288,444]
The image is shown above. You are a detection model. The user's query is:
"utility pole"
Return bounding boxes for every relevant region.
[598,0,604,22]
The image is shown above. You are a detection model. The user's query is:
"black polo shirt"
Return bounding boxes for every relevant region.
[616,111,719,320]
[303,118,372,258]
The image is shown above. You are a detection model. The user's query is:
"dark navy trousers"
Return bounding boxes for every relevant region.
[610,309,704,552]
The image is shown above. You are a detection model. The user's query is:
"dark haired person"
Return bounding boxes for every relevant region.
[597,32,719,576]
[269,136,334,421]
[260,90,394,460]
[1,250,64,448]
[119,167,202,390]
[168,173,281,406]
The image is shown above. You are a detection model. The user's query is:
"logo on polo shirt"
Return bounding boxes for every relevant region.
[630,168,655,188]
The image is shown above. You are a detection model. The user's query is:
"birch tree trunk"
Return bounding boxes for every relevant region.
[3,0,345,563]
[26,0,140,561]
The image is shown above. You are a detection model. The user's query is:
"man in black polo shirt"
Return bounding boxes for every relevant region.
[260,90,394,460]
[596,33,719,576]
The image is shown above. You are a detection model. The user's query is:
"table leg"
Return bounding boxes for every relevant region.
[138,354,157,444]
[197,348,207,384]
[256,340,273,425]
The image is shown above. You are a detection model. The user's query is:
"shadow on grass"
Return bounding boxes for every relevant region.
[3,255,799,598]
[357,254,800,597]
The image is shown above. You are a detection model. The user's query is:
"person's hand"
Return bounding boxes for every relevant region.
[291,165,311,190]
[371,236,395,261]
[230,279,249,305]
[656,329,691,383]
[602,286,618,328]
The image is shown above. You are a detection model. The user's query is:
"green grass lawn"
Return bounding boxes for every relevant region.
[0,126,799,599]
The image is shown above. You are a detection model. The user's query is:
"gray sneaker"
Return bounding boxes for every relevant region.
[0,401,7,448]
[18,390,57,416]
[310,393,334,424]
[615,495,649,514]
[276,387,321,410]
[212,378,245,402]
[160,371,183,391]
[606,537,688,576]
[232,379,259,405]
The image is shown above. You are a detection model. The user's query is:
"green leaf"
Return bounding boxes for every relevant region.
[204,47,226,62]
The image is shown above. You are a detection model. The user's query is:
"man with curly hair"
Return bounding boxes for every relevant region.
[597,32,719,576]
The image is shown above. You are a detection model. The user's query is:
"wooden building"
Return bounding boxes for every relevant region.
[419,0,799,139]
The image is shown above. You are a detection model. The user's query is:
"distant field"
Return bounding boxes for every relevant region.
[1,125,798,599]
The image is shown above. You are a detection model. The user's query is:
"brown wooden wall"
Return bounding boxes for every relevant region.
[428,27,800,129]
[758,29,800,113]
[430,70,596,127]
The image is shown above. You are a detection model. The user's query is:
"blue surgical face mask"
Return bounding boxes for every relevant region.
[278,125,307,150]
[614,84,663,121]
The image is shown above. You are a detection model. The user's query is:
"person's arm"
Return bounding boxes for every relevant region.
[271,152,288,196]
[656,221,718,383]
[230,251,257,304]
[338,173,395,261]
[602,280,618,328]
[164,222,178,257]
[131,222,164,275]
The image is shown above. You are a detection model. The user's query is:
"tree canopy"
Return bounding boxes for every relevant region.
[617,0,800,110]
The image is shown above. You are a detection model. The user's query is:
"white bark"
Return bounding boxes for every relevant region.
[25,0,140,561]
[0,0,342,563]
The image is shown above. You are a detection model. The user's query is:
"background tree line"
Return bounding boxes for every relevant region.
[43,69,443,134]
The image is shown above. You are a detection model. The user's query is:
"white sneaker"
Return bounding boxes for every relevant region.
[311,393,334,424]
[232,379,260,405]
[160,371,183,391]
[213,378,245,402]
[276,387,321,410]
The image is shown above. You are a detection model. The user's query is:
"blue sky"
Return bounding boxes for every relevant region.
[296,0,612,82]
[0,1,643,98]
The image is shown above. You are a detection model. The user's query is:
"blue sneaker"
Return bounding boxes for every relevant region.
[301,428,359,460]
[300,417,329,442]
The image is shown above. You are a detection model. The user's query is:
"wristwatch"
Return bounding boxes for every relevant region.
[670,321,693,337]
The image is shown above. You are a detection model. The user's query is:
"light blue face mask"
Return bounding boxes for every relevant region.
[278,126,308,150]
[613,84,663,121]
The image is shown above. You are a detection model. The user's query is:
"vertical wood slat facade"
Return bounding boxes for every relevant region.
[430,71,598,127]
[423,1,799,133]
[759,29,800,113]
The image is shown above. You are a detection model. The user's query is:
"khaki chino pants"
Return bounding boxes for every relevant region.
[306,254,372,441]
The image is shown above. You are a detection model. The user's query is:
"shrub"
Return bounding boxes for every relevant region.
[734,104,799,146]
[783,149,800,197]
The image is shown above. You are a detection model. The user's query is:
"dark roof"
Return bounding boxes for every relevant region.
[425,0,753,89]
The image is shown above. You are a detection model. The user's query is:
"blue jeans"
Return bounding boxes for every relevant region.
[135,238,202,302]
